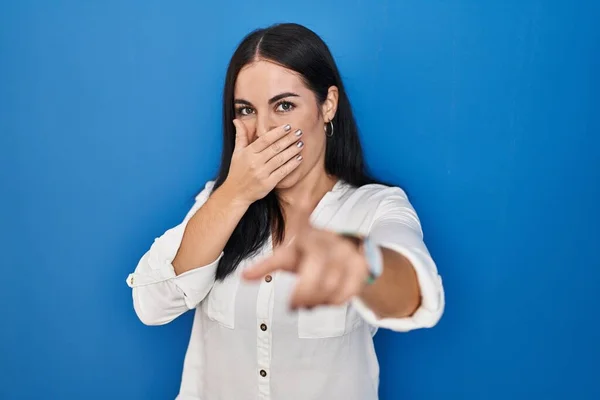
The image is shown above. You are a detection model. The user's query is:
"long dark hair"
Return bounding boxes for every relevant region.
[212,23,376,280]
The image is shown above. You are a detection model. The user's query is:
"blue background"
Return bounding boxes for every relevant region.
[1,1,599,399]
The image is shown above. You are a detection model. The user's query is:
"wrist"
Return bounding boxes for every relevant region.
[339,233,383,286]
[216,181,252,210]
[361,237,384,285]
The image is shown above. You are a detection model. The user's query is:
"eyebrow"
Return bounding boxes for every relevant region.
[268,92,300,104]
[234,92,300,106]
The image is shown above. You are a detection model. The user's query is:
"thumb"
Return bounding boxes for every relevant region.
[232,119,249,152]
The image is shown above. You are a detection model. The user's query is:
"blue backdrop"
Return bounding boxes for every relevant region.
[1,1,599,399]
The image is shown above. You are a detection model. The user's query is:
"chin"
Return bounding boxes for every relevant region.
[274,168,303,189]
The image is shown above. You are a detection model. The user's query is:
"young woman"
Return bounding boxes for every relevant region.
[127,23,444,400]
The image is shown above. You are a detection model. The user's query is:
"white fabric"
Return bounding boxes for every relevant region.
[126,180,444,400]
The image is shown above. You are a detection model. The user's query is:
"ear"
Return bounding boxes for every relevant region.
[321,86,339,122]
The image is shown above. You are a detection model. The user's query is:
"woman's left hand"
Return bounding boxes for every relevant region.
[242,209,370,309]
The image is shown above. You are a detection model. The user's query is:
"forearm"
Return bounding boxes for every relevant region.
[173,183,249,275]
[358,247,421,319]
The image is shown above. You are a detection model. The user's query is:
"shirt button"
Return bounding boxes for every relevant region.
[265,275,272,283]
[260,369,267,377]
[260,323,267,331]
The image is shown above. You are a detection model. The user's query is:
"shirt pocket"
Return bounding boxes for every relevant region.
[204,274,239,329]
[298,303,362,339]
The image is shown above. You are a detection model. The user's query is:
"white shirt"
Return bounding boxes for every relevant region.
[126,180,444,400]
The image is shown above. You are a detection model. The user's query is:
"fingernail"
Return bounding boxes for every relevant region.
[296,155,303,161]
[297,141,304,148]
[284,124,291,131]
[294,129,302,137]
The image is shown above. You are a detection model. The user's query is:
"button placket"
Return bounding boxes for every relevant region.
[256,255,275,399]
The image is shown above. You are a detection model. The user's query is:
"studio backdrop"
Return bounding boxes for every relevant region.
[1,1,598,399]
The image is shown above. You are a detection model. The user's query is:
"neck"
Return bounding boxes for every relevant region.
[276,166,338,214]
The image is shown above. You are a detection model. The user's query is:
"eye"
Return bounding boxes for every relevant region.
[236,106,255,116]
[275,101,295,113]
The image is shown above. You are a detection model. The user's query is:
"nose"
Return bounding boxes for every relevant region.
[256,114,277,139]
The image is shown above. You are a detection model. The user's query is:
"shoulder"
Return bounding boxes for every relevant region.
[339,181,410,206]
[338,181,421,230]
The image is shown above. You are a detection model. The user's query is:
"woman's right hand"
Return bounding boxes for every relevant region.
[222,119,304,205]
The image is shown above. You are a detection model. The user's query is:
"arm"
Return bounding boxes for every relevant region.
[172,183,249,275]
[173,119,307,275]
[352,188,445,331]
[243,187,444,332]
[357,247,421,319]
[126,181,247,326]
[127,120,306,325]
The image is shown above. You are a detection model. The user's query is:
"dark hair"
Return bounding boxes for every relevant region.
[212,23,376,280]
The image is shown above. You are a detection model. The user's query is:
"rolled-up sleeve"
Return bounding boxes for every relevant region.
[351,187,445,332]
[126,181,221,326]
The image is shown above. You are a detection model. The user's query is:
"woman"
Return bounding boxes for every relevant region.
[127,23,444,400]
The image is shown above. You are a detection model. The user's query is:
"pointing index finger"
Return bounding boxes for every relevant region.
[242,246,298,280]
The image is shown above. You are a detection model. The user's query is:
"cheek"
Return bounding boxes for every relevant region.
[299,118,325,152]
[289,107,323,141]
[295,128,326,170]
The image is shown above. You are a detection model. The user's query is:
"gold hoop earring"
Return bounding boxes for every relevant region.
[326,120,334,137]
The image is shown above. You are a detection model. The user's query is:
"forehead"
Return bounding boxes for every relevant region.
[234,60,307,100]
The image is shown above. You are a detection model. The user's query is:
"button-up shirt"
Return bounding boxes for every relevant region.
[126,180,444,400]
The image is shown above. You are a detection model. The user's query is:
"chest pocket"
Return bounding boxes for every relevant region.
[204,273,239,329]
[297,302,363,339]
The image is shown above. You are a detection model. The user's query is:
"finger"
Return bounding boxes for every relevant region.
[290,254,324,309]
[326,271,350,305]
[265,152,304,187]
[232,119,249,152]
[259,128,303,163]
[264,138,304,173]
[250,123,292,153]
[319,265,344,305]
[312,238,352,304]
[242,246,298,280]
[330,256,368,305]
[298,263,338,308]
